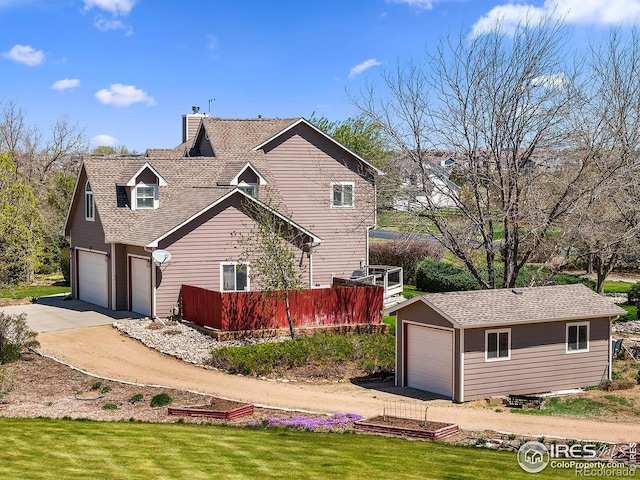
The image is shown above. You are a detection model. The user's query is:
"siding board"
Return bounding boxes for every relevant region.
[463,319,610,399]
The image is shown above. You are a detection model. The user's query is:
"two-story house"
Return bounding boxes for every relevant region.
[63,115,382,318]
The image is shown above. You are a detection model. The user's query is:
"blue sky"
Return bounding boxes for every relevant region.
[1,0,640,152]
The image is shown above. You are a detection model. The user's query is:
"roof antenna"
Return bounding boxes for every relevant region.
[208,98,215,115]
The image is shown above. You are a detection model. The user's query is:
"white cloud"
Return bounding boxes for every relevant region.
[473,0,640,36]
[94,16,125,31]
[531,72,569,89]
[387,0,434,9]
[92,134,118,146]
[95,83,155,107]
[2,44,44,66]
[51,78,80,91]
[349,59,383,79]
[83,0,135,16]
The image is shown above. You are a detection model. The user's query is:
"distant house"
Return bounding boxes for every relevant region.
[63,113,382,318]
[394,161,459,211]
[385,284,625,402]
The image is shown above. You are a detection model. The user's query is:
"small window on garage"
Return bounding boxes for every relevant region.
[486,328,511,361]
[567,322,589,353]
[85,181,94,221]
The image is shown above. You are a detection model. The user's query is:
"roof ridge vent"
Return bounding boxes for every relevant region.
[512,288,523,295]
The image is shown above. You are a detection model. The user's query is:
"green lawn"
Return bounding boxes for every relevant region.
[0,285,70,299]
[0,418,574,480]
[603,280,635,294]
[402,284,428,299]
[618,303,638,322]
[382,315,396,335]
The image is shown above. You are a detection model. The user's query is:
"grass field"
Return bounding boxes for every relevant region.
[0,418,575,480]
[0,285,70,299]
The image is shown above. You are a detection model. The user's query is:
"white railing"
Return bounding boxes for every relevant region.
[353,265,403,299]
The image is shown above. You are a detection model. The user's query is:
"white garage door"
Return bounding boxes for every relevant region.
[130,257,151,316]
[406,324,454,397]
[78,250,108,308]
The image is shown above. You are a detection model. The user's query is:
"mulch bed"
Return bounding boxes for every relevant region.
[354,415,459,440]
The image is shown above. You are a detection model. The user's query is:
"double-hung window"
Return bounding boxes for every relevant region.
[222,263,249,292]
[136,185,156,209]
[85,182,94,221]
[567,322,589,353]
[486,328,511,361]
[331,182,354,208]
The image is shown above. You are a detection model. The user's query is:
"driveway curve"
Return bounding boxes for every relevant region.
[38,325,640,443]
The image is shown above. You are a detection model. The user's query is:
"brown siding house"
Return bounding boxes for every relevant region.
[385,284,626,402]
[63,116,381,318]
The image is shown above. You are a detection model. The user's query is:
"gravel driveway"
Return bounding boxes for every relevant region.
[37,324,640,443]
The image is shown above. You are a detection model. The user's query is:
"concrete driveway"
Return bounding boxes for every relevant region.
[0,295,142,333]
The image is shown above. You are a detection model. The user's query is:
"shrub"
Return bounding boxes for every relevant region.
[90,381,102,391]
[628,283,640,305]
[209,334,395,377]
[59,247,71,286]
[600,379,636,391]
[415,259,478,292]
[102,403,118,410]
[100,386,111,394]
[129,393,144,404]
[0,312,39,364]
[369,239,445,285]
[150,393,173,407]
[0,369,17,401]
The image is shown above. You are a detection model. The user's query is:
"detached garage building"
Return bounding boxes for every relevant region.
[385,284,625,402]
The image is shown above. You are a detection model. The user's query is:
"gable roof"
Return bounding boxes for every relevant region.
[252,117,385,176]
[385,284,626,328]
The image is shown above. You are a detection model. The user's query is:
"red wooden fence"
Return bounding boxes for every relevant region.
[181,285,384,331]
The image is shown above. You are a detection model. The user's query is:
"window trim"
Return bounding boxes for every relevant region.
[220,262,250,292]
[330,181,355,208]
[485,328,511,362]
[85,181,95,221]
[134,183,157,210]
[566,321,589,354]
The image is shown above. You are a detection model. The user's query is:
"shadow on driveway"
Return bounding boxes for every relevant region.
[351,377,450,402]
[0,295,143,333]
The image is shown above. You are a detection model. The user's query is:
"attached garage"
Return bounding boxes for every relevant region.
[77,250,109,308]
[129,256,151,316]
[405,324,453,397]
[385,284,626,402]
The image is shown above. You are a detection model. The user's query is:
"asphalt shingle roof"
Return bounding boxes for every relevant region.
[74,117,361,247]
[389,284,626,328]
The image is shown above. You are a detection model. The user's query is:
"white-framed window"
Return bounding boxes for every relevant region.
[221,262,249,292]
[135,184,157,210]
[485,328,511,361]
[85,181,95,221]
[238,183,258,198]
[567,322,589,353]
[331,182,354,208]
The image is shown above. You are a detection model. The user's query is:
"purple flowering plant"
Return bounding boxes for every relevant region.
[246,413,363,431]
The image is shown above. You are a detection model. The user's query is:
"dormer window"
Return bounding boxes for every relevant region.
[85,181,95,221]
[135,184,157,210]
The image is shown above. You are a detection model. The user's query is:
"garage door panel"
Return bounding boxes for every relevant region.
[406,325,453,397]
[78,251,108,308]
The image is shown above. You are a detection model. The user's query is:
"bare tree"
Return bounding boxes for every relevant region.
[0,102,86,183]
[231,189,311,338]
[562,28,640,292]
[354,16,606,289]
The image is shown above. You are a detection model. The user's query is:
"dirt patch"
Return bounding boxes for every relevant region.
[0,298,31,307]
[0,351,299,425]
